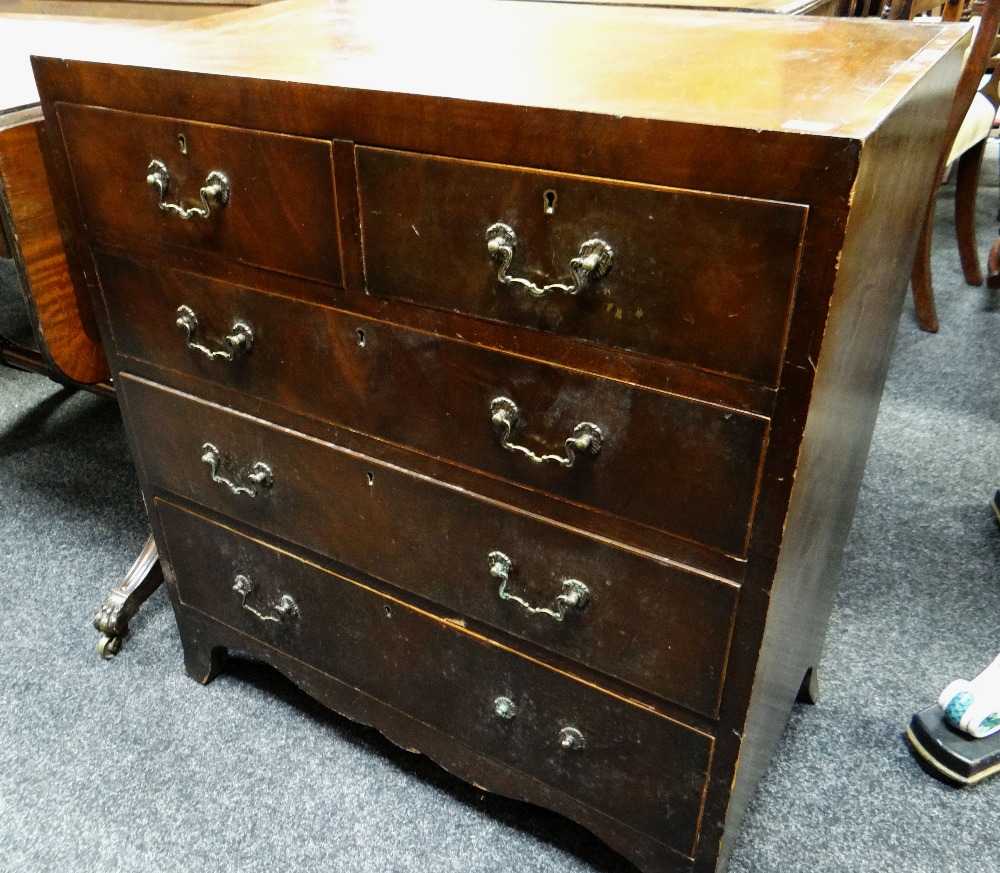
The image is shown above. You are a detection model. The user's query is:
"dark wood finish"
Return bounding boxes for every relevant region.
[357,147,807,386]
[0,10,288,660]
[0,213,11,258]
[100,256,770,557]
[955,136,988,284]
[157,497,716,859]
[120,373,740,718]
[32,3,969,870]
[0,16,158,390]
[708,54,965,864]
[57,104,342,285]
[905,0,1000,332]
[92,534,164,657]
[0,10,292,390]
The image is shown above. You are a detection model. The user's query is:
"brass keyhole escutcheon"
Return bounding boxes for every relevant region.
[177,133,188,155]
[543,188,557,215]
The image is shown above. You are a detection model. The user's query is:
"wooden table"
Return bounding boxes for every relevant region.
[0,3,275,385]
[0,9,269,655]
[0,0,265,19]
[522,0,843,15]
[0,16,159,386]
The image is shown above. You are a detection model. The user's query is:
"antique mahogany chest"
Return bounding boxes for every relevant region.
[31,3,965,869]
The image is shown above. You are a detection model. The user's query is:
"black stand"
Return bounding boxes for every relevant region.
[907,705,1000,785]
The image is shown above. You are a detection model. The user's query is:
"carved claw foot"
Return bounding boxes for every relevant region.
[93,535,164,660]
[93,596,134,660]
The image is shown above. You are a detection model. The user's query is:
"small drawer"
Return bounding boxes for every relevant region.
[357,147,807,386]
[56,103,342,285]
[156,498,714,858]
[122,375,739,718]
[102,257,769,558]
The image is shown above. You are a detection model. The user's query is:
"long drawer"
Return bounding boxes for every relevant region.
[56,104,343,285]
[120,374,739,718]
[357,146,808,386]
[155,497,714,859]
[101,255,770,558]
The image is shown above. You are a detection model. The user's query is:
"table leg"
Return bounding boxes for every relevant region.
[93,534,163,659]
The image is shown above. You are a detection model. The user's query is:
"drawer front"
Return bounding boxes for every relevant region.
[357,147,807,386]
[102,257,768,557]
[57,103,342,284]
[122,375,739,718]
[156,497,714,857]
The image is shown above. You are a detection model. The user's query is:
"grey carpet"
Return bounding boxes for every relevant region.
[0,257,38,350]
[0,143,997,873]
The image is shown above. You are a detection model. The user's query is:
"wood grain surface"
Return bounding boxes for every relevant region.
[357,147,807,386]
[121,374,741,718]
[57,103,342,285]
[30,4,971,871]
[0,115,108,383]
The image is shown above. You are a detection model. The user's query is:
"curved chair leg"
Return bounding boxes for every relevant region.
[911,196,940,333]
[955,138,987,287]
[987,233,1000,289]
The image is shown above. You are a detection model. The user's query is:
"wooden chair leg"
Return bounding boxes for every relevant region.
[955,138,987,287]
[987,232,1000,289]
[912,196,940,333]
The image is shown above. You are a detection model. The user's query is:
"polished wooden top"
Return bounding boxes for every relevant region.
[0,15,172,113]
[28,0,969,138]
[0,0,252,18]
[510,0,836,15]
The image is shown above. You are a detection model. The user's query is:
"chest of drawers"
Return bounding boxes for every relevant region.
[32,2,967,869]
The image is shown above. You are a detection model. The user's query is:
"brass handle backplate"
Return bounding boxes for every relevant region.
[494,696,517,720]
[559,727,585,750]
[147,159,231,220]
[232,575,298,623]
[490,396,602,468]
[176,305,253,361]
[488,551,590,622]
[486,221,613,298]
[201,443,273,497]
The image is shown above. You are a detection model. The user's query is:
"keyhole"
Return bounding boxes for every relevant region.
[356,328,366,347]
[543,189,557,215]
[384,604,392,618]
[177,133,188,155]
[367,471,375,487]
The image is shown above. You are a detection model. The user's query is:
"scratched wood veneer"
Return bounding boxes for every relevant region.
[0,6,289,657]
[31,2,968,870]
[521,0,842,15]
[0,10,262,386]
[0,104,107,382]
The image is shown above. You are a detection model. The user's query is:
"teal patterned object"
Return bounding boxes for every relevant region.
[944,690,975,729]
[978,712,1000,734]
[937,654,1000,739]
